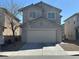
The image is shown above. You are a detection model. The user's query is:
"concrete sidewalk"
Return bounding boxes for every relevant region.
[0,44,67,56]
[66,51,79,55]
[43,44,67,55]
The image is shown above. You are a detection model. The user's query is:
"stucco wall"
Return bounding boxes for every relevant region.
[28,18,60,28]
[23,3,61,25]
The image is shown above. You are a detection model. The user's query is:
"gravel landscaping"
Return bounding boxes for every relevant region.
[60,43,79,51]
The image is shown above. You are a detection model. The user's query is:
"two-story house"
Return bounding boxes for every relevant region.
[64,13,79,41]
[19,1,62,44]
[0,7,21,43]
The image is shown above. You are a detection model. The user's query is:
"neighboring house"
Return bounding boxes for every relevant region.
[19,1,62,44]
[0,7,21,42]
[64,13,79,41]
[0,8,5,45]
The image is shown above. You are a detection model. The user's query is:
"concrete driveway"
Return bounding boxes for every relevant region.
[0,44,67,56]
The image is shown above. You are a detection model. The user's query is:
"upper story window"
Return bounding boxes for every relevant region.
[30,12,36,18]
[48,13,55,18]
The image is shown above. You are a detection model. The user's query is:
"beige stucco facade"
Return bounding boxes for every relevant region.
[20,2,62,43]
[22,3,61,25]
[64,13,79,40]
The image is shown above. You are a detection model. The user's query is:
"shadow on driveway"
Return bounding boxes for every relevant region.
[20,43,56,50]
[72,54,79,56]
[62,39,79,46]
[1,41,24,52]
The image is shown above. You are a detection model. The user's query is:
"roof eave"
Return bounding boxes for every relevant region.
[64,13,79,22]
[18,4,34,12]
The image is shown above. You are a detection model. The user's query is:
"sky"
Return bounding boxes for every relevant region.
[0,0,79,24]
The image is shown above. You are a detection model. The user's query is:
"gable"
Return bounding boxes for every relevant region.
[35,2,61,12]
[19,1,61,13]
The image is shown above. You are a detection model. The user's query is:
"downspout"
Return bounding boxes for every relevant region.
[56,29,57,44]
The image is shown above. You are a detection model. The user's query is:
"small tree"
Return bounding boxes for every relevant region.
[9,17,20,42]
[6,0,21,42]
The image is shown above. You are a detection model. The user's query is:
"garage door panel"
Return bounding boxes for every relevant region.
[27,29,56,43]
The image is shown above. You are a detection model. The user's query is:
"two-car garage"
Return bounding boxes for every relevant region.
[26,28,62,44]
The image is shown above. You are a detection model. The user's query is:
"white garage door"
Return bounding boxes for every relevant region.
[27,29,57,43]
